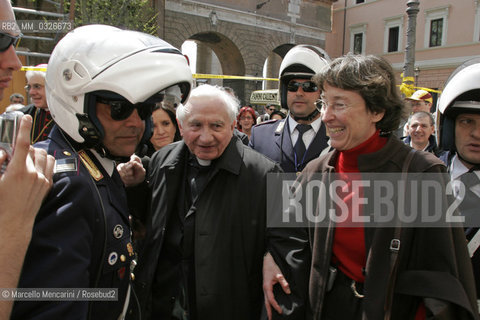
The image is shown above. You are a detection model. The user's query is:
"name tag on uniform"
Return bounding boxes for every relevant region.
[54,158,77,173]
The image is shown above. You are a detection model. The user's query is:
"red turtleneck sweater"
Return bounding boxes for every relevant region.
[331,130,425,319]
[332,130,387,282]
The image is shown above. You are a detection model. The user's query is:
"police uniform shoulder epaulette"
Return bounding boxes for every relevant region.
[78,150,104,181]
[255,119,278,127]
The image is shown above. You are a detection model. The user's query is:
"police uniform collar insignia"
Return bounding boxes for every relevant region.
[78,150,104,181]
[113,224,124,239]
[127,243,134,257]
[108,252,118,265]
[275,120,286,134]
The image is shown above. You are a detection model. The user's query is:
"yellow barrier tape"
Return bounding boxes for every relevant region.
[413,86,442,94]
[396,84,442,95]
[21,66,47,72]
[194,73,278,81]
[398,74,442,96]
[19,68,279,81]
[20,68,440,94]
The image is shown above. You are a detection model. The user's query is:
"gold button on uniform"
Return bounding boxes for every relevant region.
[120,255,126,262]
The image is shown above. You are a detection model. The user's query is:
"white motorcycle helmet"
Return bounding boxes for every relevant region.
[437,58,480,151]
[46,24,192,157]
[278,45,330,112]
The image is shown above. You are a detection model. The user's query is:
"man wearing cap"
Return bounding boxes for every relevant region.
[402,89,435,137]
[406,89,434,114]
[249,45,330,174]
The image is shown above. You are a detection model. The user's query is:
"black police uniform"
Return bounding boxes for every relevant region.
[249,117,329,173]
[11,125,134,320]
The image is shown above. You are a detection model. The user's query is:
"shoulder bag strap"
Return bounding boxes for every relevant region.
[384,149,416,320]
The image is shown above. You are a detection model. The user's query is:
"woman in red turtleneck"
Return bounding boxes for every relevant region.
[263,54,478,320]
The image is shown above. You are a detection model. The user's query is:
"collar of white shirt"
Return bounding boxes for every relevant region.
[91,149,116,177]
[288,115,322,148]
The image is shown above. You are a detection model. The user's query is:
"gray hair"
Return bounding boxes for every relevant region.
[9,93,24,103]
[408,111,435,127]
[25,64,47,82]
[176,84,239,125]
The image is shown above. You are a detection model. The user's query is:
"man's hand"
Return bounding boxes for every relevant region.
[263,252,291,320]
[117,154,146,187]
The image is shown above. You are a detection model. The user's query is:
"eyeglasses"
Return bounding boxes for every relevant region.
[287,81,318,93]
[97,97,154,121]
[315,99,350,114]
[24,84,44,91]
[268,108,276,111]
[0,32,21,53]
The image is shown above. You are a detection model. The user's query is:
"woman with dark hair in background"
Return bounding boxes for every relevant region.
[270,109,287,121]
[147,103,181,156]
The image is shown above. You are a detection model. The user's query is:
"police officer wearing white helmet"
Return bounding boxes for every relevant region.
[249,45,330,174]
[10,24,192,320]
[437,58,480,307]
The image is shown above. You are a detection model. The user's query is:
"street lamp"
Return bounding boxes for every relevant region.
[403,0,420,92]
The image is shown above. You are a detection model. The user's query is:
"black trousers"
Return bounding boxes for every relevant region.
[321,268,364,320]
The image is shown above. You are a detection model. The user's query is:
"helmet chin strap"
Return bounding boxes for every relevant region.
[94,144,131,163]
[291,108,320,122]
[457,153,480,171]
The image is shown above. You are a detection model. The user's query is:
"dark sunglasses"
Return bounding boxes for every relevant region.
[0,32,21,53]
[287,81,318,93]
[97,97,154,121]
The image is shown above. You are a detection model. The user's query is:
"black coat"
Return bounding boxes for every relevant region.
[131,135,282,320]
[19,104,54,144]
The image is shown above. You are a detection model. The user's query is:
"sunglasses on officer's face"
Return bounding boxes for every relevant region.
[287,81,318,93]
[0,32,21,52]
[97,97,155,121]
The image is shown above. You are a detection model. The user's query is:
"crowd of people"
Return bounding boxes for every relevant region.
[2,1,480,319]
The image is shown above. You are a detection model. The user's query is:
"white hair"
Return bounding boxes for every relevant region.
[176,84,239,125]
[25,63,47,82]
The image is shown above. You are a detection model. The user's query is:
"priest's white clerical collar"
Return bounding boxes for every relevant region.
[197,157,211,166]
